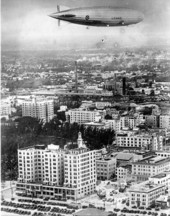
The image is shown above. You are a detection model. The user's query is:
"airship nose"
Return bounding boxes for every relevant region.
[138,12,144,22]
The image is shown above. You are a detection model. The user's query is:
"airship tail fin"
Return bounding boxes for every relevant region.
[57,5,60,12]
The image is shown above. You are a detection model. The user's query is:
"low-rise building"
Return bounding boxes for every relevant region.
[116,164,132,180]
[132,156,170,181]
[129,181,166,207]
[149,170,170,194]
[96,157,116,180]
[66,109,102,124]
[116,133,163,151]
[159,115,170,129]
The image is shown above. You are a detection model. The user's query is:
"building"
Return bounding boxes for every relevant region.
[159,115,170,129]
[96,157,116,180]
[145,115,158,128]
[104,119,121,133]
[116,133,163,151]
[63,132,96,199]
[0,102,11,117]
[16,132,96,200]
[156,151,170,158]
[129,181,166,207]
[66,109,102,124]
[149,170,170,194]
[116,164,132,180]
[22,97,54,122]
[132,156,170,181]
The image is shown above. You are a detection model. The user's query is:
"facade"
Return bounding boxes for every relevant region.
[66,109,101,124]
[129,181,166,207]
[96,157,116,180]
[149,171,170,194]
[16,133,96,200]
[22,98,54,122]
[159,115,170,129]
[132,156,170,181]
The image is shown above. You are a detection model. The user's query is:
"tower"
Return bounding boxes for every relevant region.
[123,77,126,95]
[77,132,83,148]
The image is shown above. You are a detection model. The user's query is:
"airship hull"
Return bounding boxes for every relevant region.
[49,7,144,27]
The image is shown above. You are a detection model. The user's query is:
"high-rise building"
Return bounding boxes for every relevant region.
[16,132,96,200]
[22,97,54,122]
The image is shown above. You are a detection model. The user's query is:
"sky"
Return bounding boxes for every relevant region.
[1,0,170,51]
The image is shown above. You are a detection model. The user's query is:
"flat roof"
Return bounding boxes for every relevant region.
[130,181,164,193]
[133,156,170,165]
[150,171,170,179]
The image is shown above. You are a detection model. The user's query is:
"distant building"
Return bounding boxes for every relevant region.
[116,133,163,151]
[145,115,159,128]
[22,97,54,122]
[129,181,166,207]
[159,115,170,129]
[116,164,132,180]
[104,119,121,133]
[132,156,170,181]
[96,157,116,180]
[0,102,11,117]
[66,109,103,124]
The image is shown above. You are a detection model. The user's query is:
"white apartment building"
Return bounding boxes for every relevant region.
[132,156,170,181]
[116,164,132,180]
[66,109,101,124]
[96,157,116,180]
[22,98,54,122]
[120,114,144,130]
[145,115,158,128]
[116,133,163,151]
[17,132,96,200]
[104,119,121,133]
[0,102,11,116]
[18,144,64,185]
[129,181,166,207]
[159,115,170,129]
[149,171,170,194]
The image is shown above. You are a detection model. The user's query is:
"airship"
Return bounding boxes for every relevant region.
[49,6,144,27]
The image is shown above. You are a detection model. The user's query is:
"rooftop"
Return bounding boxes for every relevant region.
[130,181,164,193]
[133,156,170,165]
